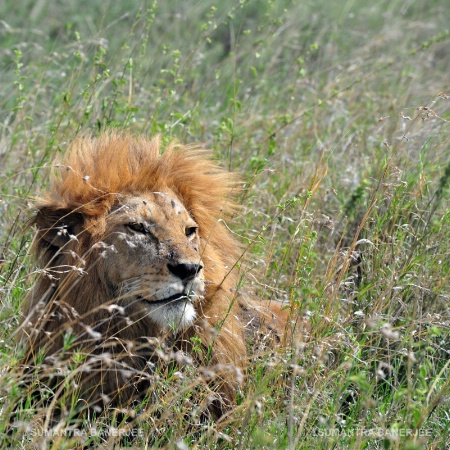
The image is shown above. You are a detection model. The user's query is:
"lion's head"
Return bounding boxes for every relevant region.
[19,131,254,411]
[100,191,204,332]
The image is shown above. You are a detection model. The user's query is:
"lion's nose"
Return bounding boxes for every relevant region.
[168,262,203,282]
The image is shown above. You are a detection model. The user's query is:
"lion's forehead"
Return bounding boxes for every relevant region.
[114,192,192,224]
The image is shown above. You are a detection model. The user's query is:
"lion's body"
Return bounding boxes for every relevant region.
[18,131,290,412]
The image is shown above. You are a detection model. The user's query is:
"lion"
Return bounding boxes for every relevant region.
[17,131,295,418]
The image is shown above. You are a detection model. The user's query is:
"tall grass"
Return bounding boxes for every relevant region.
[0,0,449,448]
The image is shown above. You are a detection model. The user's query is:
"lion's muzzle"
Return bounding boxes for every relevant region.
[167,262,203,284]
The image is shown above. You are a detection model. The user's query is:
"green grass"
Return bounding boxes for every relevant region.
[1,0,449,448]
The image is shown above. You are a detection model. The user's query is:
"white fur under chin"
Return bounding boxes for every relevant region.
[149,301,197,332]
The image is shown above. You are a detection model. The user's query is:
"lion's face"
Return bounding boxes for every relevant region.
[101,191,204,332]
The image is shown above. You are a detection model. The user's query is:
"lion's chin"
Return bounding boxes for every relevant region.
[142,298,197,332]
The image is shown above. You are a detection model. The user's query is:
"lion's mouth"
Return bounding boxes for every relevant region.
[137,292,193,305]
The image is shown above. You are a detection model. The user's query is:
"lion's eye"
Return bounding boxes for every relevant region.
[185,226,198,239]
[127,222,147,233]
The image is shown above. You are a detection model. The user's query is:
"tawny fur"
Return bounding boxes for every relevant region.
[18,131,292,413]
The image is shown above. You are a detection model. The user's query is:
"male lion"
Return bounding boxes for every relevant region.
[17,131,292,417]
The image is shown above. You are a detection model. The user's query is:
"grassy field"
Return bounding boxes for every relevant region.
[0,0,449,448]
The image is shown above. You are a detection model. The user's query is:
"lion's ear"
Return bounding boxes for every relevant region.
[35,207,84,249]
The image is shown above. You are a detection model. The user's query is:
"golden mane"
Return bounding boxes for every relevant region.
[41,132,239,228]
